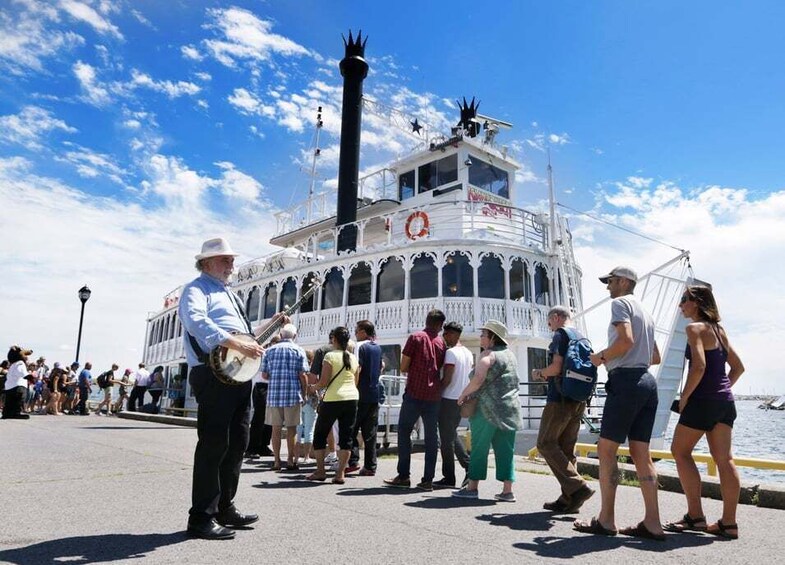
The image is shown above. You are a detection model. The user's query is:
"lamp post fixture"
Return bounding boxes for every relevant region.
[75,285,91,364]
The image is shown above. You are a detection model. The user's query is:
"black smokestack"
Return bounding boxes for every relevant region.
[336,30,368,253]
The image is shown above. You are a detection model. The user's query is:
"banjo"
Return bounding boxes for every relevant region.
[208,278,323,385]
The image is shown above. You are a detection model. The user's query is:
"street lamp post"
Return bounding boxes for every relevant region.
[75,285,91,364]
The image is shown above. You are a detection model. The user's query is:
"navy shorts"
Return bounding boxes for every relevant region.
[600,368,658,444]
[679,397,736,431]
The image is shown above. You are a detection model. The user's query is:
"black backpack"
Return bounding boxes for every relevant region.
[97,371,112,389]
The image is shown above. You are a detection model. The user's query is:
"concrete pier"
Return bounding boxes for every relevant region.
[0,415,782,564]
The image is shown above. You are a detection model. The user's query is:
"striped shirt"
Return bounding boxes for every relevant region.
[262,340,308,407]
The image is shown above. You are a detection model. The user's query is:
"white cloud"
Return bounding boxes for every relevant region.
[129,70,201,98]
[131,8,153,28]
[0,4,84,75]
[215,161,263,202]
[548,132,570,145]
[73,60,112,105]
[0,156,277,374]
[59,0,123,40]
[0,105,77,150]
[202,7,310,68]
[194,71,211,81]
[142,154,213,207]
[56,142,127,184]
[227,87,275,117]
[181,45,203,61]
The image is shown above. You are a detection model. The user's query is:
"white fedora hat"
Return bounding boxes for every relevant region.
[195,237,239,261]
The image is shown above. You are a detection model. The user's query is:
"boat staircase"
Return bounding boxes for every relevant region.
[575,251,692,448]
[555,215,585,332]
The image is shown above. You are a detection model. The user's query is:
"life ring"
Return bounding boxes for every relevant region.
[405,211,430,239]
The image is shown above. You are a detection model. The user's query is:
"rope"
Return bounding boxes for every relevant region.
[556,202,687,253]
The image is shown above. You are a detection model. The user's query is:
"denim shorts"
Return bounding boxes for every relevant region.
[600,368,658,444]
[679,397,736,431]
[297,402,317,443]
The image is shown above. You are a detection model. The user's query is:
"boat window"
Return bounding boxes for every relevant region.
[399,170,415,200]
[262,283,278,319]
[534,264,550,305]
[527,347,548,396]
[468,155,509,200]
[380,344,402,395]
[246,287,261,322]
[418,154,458,194]
[442,252,473,297]
[478,254,504,299]
[410,255,438,299]
[509,258,532,302]
[170,313,178,339]
[279,278,297,311]
[177,318,182,337]
[300,273,317,313]
[163,317,170,343]
[377,257,405,302]
[348,262,372,306]
[322,267,344,310]
[148,321,155,346]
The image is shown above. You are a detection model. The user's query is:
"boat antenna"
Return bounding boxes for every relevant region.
[308,106,323,200]
[547,148,558,253]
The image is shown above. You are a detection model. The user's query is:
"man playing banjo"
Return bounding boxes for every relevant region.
[180,237,285,540]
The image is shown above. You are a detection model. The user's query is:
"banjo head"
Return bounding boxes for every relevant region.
[210,333,261,384]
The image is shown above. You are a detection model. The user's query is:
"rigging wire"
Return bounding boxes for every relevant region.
[556,202,687,254]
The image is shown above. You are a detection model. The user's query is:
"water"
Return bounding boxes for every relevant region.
[658,400,785,485]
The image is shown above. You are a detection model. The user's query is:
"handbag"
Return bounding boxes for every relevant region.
[460,395,478,418]
[671,347,689,414]
[315,366,342,414]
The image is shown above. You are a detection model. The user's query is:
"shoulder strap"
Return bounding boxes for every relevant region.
[187,332,209,364]
[710,323,727,353]
[558,327,576,341]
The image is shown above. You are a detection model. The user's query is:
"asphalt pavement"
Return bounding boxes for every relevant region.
[0,414,781,564]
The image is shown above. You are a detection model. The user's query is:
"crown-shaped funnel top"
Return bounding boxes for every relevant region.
[457,96,481,137]
[342,30,368,58]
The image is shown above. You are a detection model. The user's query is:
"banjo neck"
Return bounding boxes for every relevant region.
[253,279,323,346]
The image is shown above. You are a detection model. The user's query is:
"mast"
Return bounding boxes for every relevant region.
[335,30,369,254]
[306,106,323,224]
[547,148,557,252]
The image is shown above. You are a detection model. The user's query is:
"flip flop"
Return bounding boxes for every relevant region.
[271,463,282,471]
[306,473,326,482]
[706,519,738,540]
[619,521,667,542]
[285,463,299,471]
[573,517,618,536]
[663,513,707,533]
[331,477,345,485]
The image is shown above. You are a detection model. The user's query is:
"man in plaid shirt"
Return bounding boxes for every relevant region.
[384,309,446,491]
[262,323,309,470]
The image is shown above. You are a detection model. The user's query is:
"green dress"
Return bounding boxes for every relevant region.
[477,346,522,431]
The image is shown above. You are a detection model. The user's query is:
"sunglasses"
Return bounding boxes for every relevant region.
[679,295,691,305]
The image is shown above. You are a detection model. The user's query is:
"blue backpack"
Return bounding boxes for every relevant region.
[557,327,598,402]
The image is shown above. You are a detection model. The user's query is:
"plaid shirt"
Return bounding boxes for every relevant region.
[402,329,446,402]
[262,340,308,407]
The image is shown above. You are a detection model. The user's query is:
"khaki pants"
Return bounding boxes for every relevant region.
[536,400,587,497]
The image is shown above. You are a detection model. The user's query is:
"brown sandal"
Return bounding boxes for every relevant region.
[663,513,707,533]
[306,473,326,482]
[707,519,738,540]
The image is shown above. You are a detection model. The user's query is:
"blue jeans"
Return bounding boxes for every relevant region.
[397,393,440,482]
[297,402,317,444]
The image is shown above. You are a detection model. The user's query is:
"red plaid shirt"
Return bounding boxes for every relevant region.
[402,329,446,402]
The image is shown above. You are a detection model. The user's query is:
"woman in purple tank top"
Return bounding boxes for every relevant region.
[665,285,745,539]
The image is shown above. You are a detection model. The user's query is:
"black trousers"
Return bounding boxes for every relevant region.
[313,400,358,450]
[438,398,470,483]
[127,385,148,412]
[349,402,379,470]
[78,386,89,414]
[188,364,252,523]
[247,382,272,454]
[1,386,26,418]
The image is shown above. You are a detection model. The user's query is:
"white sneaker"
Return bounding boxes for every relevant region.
[325,452,338,464]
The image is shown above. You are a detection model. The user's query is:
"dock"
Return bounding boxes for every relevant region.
[1,415,783,564]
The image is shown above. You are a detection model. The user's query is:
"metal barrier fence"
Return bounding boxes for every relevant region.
[527,443,785,478]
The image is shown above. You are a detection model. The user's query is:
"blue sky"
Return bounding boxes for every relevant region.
[2,1,784,393]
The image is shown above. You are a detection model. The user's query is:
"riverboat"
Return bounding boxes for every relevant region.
[141,33,691,450]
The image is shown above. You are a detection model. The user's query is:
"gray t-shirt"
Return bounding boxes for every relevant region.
[606,295,655,371]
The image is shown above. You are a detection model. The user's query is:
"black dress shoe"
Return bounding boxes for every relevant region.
[215,508,259,528]
[186,519,236,540]
[259,448,274,456]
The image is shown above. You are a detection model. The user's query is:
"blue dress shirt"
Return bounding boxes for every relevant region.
[179,272,251,367]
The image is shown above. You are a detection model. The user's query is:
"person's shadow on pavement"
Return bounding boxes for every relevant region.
[477,511,572,532]
[0,532,187,564]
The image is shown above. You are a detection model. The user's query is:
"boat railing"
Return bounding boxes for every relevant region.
[270,198,549,259]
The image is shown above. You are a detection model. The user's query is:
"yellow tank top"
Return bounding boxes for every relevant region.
[323,351,359,402]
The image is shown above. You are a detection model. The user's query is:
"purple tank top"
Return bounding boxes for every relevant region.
[684,328,734,401]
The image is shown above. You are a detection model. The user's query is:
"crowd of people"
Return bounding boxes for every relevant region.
[0,355,185,419]
[8,237,744,545]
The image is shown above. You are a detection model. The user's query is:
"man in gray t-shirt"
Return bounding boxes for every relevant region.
[574,266,664,541]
